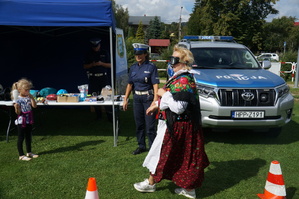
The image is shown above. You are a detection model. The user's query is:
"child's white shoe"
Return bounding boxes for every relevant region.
[27,153,39,158]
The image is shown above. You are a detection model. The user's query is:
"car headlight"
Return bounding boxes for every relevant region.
[276,84,290,99]
[196,84,217,98]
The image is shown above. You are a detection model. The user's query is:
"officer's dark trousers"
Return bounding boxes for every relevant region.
[133,94,157,150]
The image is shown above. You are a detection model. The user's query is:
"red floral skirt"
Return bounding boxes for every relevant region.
[151,121,209,189]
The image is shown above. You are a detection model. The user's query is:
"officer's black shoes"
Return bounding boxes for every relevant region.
[132,147,146,155]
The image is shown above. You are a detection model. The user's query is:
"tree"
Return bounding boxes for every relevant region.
[164,22,181,44]
[111,0,129,37]
[146,16,162,39]
[288,25,299,51]
[263,16,297,52]
[136,21,145,41]
[187,0,279,51]
[127,26,135,38]
[160,23,170,39]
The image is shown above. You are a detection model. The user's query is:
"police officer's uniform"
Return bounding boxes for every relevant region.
[84,50,110,95]
[128,43,160,153]
[84,38,112,120]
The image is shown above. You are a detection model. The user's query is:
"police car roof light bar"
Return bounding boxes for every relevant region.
[183,35,234,41]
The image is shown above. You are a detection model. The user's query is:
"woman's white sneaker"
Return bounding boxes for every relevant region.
[133,179,156,192]
[175,188,196,199]
[19,155,32,161]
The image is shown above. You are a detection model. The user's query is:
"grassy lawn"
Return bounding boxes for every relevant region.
[0,86,298,199]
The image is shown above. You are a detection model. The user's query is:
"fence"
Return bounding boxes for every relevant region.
[279,62,297,82]
[150,60,169,73]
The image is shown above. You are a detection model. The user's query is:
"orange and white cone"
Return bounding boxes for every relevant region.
[84,177,99,199]
[257,160,286,199]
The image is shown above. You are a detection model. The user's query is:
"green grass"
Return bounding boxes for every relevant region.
[0,90,299,199]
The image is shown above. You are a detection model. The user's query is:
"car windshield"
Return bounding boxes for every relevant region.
[191,47,260,69]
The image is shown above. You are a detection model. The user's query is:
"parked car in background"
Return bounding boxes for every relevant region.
[257,53,280,62]
[150,53,161,60]
[176,36,293,137]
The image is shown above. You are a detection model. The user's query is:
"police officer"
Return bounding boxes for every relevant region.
[123,43,160,155]
[83,38,112,121]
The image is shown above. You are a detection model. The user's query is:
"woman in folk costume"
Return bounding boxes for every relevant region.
[133,45,210,199]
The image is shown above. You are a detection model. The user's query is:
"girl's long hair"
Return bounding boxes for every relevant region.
[11,78,33,100]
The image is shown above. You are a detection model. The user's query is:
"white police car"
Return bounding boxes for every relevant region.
[177,36,294,137]
[257,53,280,62]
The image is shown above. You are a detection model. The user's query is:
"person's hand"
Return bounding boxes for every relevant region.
[14,103,21,115]
[91,61,101,67]
[122,99,128,111]
[150,101,156,107]
[28,94,34,99]
[157,88,166,97]
[13,103,20,109]
[97,61,103,66]
[146,104,158,116]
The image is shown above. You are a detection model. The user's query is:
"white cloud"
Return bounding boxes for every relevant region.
[115,0,194,23]
[267,0,299,21]
[115,0,299,24]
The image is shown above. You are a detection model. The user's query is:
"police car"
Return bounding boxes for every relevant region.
[177,36,294,136]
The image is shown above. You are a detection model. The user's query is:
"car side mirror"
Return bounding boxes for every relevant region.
[261,60,271,69]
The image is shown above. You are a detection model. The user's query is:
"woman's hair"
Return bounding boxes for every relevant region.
[173,45,194,70]
[11,78,33,100]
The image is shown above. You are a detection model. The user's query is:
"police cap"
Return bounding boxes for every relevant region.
[132,43,149,55]
[90,38,101,47]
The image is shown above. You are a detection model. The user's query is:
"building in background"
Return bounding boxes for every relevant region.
[128,15,160,27]
[148,39,170,58]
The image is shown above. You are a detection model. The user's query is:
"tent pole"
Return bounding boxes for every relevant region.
[109,26,117,147]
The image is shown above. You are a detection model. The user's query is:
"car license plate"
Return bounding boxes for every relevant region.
[232,111,264,118]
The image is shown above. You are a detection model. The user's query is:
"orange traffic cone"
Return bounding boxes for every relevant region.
[84,177,99,199]
[257,160,286,199]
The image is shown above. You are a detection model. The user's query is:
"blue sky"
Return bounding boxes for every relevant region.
[115,0,299,24]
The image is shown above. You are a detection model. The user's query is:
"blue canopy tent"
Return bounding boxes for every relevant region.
[0,0,118,91]
[0,0,116,27]
[0,0,126,146]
